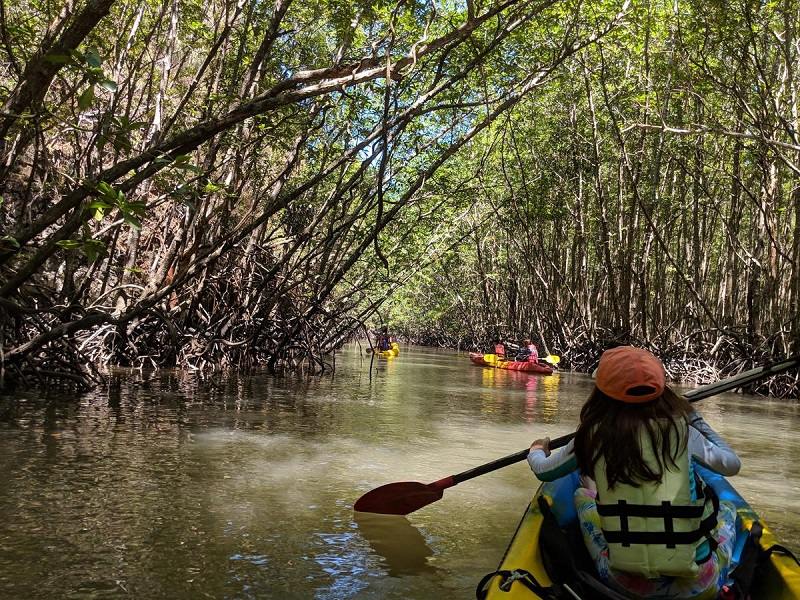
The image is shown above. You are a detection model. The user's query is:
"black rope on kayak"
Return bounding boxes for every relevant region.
[475,568,558,599]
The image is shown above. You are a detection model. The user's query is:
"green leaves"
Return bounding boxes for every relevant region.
[78,85,95,110]
[46,47,118,111]
[55,239,82,250]
[97,115,147,154]
[89,182,147,230]
[88,199,110,222]
[0,235,19,252]
[85,48,102,68]
[97,79,118,92]
[56,238,106,262]
[82,239,105,263]
[56,180,148,263]
[44,53,72,64]
[171,154,203,174]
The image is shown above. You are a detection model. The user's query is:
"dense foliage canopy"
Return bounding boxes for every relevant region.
[0,0,798,394]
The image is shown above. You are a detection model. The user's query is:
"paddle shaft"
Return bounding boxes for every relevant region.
[433,355,800,490]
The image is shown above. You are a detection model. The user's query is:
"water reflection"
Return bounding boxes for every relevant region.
[353,512,436,576]
[524,375,538,422]
[474,364,564,426]
[540,374,560,423]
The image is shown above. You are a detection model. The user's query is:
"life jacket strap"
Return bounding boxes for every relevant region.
[597,499,706,519]
[599,484,718,550]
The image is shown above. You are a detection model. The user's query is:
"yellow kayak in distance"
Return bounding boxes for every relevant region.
[374,342,400,358]
[477,466,800,599]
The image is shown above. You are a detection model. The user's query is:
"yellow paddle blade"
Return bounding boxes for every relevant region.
[544,355,561,365]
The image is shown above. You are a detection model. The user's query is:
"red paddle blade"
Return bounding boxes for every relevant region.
[354,482,444,515]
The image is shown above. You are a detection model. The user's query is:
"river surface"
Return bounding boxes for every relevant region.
[0,345,798,599]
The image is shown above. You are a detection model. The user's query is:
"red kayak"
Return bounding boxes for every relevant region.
[499,359,554,374]
[469,353,554,375]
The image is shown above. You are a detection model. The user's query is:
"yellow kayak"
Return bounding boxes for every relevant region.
[478,466,800,599]
[375,342,400,358]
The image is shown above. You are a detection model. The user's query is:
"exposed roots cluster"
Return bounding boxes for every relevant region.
[0,266,356,392]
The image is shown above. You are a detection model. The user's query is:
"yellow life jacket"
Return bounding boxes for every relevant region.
[594,422,719,578]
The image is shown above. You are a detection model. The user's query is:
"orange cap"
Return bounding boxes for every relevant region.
[595,346,665,403]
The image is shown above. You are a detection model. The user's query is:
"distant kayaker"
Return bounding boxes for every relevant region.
[515,339,539,363]
[377,327,391,351]
[493,339,506,358]
[527,346,741,599]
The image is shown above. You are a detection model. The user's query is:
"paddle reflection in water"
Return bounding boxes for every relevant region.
[353,512,437,576]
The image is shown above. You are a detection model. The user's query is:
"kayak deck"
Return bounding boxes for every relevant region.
[481,467,800,599]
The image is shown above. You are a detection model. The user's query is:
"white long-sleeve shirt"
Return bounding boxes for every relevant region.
[528,412,741,482]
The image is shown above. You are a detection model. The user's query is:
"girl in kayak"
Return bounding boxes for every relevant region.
[528,346,741,599]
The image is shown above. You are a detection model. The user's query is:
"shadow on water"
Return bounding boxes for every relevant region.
[353,512,438,576]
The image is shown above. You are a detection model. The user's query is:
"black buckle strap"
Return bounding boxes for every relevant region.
[597,500,705,519]
[603,508,718,546]
[599,484,719,549]
[604,528,709,546]
[701,486,721,557]
[476,568,555,599]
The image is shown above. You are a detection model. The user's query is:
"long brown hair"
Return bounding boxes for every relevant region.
[573,386,693,489]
